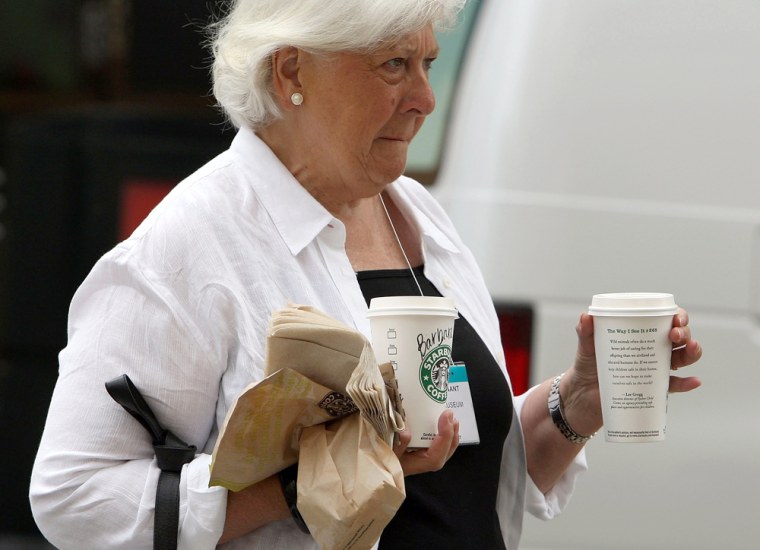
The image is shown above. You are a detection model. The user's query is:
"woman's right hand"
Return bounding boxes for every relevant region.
[393,410,459,476]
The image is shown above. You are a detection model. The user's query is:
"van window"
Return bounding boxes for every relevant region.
[405,1,481,184]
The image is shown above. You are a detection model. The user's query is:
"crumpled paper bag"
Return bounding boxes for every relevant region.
[208,367,358,491]
[345,343,405,447]
[265,305,367,392]
[209,304,406,548]
[297,413,405,550]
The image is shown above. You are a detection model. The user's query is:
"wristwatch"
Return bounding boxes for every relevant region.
[548,374,594,444]
[278,463,310,533]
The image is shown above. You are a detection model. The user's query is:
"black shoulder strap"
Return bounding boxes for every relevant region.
[106,374,197,550]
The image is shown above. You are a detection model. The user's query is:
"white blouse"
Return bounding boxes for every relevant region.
[30,126,586,549]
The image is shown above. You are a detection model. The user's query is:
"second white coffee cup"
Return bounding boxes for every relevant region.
[589,292,678,443]
[367,296,458,448]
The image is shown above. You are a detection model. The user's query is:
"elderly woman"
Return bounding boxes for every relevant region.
[30,0,703,548]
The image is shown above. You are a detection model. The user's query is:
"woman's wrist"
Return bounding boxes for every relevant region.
[221,474,292,544]
[557,369,603,439]
[278,464,310,534]
[548,374,595,443]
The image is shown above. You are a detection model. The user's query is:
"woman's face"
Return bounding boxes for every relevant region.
[295,25,439,201]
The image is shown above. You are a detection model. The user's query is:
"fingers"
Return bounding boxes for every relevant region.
[445,412,460,461]
[571,313,600,388]
[670,308,692,346]
[672,308,689,328]
[668,374,702,393]
[396,410,459,477]
[393,428,412,456]
[575,313,596,358]
[667,309,703,393]
[670,324,692,346]
[671,338,703,370]
[669,308,703,369]
[421,410,459,468]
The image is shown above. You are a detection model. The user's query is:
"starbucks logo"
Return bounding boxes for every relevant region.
[318,391,359,417]
[419,345,452,403]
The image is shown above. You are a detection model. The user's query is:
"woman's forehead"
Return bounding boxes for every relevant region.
[367,25,440,55]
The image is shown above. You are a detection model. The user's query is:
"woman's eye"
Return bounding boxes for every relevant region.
[386,58,405,70]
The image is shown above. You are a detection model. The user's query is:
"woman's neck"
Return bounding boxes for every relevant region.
[256,127,421,270]
[341,193,423,272]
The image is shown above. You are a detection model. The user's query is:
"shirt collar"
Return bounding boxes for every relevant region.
[385,181,460,255]
[230,126,460,257]
[231,127,334,256]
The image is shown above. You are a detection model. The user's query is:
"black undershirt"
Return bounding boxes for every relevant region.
[357,267,513,550]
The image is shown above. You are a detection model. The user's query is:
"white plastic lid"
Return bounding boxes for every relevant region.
[367,296,458,318]
[588,292,678,317]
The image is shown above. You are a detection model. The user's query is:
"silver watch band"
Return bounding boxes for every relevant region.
[548,373,594,444]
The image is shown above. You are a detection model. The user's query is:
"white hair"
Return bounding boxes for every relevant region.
[208,0,467,130]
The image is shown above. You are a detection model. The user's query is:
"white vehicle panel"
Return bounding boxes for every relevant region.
[430,0,760,547]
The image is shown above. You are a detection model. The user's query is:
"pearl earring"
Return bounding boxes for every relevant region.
[291,92,303,106]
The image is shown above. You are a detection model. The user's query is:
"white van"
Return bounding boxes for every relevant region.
[406,1,760,548]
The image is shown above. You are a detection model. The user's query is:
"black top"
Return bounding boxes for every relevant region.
[358,267,513,550]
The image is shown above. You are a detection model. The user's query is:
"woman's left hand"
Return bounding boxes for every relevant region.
[562,307,703,435]
[523,307,704,493]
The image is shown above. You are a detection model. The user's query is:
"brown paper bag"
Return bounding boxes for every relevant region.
[297,414,405,550]
[265,304,369,393]
[209,368,357,491]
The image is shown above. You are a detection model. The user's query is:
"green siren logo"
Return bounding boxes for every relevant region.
[419,345,452,403]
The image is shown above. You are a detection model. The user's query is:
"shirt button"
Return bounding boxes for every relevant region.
[442,277,453,289]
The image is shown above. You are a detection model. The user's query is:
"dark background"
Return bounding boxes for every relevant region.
[0,2,233,546]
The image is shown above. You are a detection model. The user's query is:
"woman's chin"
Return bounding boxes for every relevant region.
[372,159,409,185]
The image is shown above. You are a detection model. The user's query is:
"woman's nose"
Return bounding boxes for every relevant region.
[404,68,436,116]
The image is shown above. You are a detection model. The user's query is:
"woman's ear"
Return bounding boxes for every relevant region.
[271,46,303,110]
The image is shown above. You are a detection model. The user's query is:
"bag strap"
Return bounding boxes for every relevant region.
[106,374,197,550]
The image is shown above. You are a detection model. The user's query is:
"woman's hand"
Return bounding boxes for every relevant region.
[523,307,704,493]
[562,307,703,433]
[572,307,703,390]
[393,410,459,476]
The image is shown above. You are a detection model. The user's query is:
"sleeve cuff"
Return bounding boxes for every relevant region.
[178,453,228,549]
[524,448,588,519]
[514,386,590,520]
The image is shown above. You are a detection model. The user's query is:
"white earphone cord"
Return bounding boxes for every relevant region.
[379,194,424,296]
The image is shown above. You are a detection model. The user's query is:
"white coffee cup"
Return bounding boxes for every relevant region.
[367,296,458,448]
[589,293,678,443]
